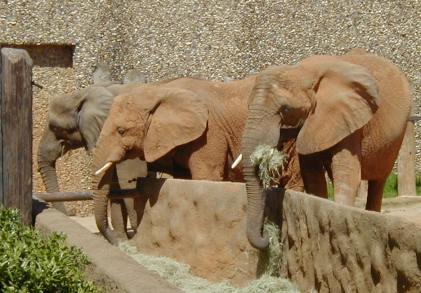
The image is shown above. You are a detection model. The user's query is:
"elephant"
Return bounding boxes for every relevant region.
[37,81,150,236]
[92,76,259,244]
[240,52,411,249]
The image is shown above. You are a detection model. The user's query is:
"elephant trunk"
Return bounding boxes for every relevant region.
[37,127,68,214]
[93,142,119,245]
[38,161,60,192]
[241,104,279,250]
[93,174,119,245]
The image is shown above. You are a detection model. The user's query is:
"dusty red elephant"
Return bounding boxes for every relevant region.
[241,52,411,249]
[92,77,262,244]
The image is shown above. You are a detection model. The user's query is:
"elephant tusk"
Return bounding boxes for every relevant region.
[231,154,243,169]
[95,162,113,176]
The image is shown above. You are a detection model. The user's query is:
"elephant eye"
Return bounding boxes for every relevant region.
[280,105,290,114]
[117,127,127,136]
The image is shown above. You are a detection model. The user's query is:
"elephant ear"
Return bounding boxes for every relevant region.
[123,69,147,84]
[78,87,115,150]
[93,62,112,84]
[144,88,209,162]
[296,61,379,155]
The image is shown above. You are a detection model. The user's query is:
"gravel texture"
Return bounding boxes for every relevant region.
[0,0,419,215]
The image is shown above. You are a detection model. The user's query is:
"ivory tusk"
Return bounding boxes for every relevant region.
[231,154,243,169]
[95,162,113,176]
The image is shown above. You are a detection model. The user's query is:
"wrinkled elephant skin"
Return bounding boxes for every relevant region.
[241,51,411,249]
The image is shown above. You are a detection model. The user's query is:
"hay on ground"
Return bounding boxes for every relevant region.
[119,241,298,293]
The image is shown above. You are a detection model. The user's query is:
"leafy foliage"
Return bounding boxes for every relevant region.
[0,207,100,293]
[328,172,421,200]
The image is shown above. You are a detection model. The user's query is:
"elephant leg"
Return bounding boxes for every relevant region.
[123,198,139,238]
[366,178,386,212]
[110,199,128,240]
[178,133,227,181]
[299,154,328,198]
[330,139,361,207]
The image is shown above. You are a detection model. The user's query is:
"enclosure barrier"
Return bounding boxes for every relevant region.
[0,48,33,224]
[280,189,421,292]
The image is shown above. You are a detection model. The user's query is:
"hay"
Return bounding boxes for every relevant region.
[250,145,287,189]
[119,242,299,293]
[257,221,282,277]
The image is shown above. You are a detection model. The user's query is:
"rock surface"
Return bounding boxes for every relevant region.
[281,190,421,292]
[131,179,421,291]
[133,178,261,287]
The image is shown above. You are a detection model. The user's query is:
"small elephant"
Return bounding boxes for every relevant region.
[93,76,257,244]
[241,52,411,249]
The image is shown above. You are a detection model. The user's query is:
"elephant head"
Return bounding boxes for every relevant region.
[37,86,115,213]
[93,86,208,243]
[241,56,379,249]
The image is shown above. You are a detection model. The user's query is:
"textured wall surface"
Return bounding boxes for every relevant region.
[0,0,419,204]
[281,190,421,292]
[133,178,260,287]
[131,179,421,290]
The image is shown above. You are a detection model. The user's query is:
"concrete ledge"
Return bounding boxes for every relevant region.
[34,201,181,293]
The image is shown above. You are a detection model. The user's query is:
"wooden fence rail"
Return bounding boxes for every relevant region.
[0,48,33,224]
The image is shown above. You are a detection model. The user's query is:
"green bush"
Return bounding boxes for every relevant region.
[0,207,100,293]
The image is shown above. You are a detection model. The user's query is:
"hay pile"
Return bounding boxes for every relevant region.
[120,230,298,293]
[250,145,287,189]
[256,221,283,277]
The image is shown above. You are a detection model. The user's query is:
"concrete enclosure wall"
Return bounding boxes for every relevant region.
[0,1,419,202]
[133,178,260,287]
[281,191,421,292]
[133,179,421,290]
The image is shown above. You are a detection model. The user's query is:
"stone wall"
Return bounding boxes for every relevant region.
[0,0,419,201]
[132,179,421,290]
[281,190,421,292]
[133,178,259,287]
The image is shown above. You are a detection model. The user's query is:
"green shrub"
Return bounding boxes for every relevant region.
[383,173,398,198]
[328,172,421,200]
[0,207,100,293]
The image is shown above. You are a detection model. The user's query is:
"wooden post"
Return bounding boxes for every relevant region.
[397,117,417,196]
[0,48,33,224]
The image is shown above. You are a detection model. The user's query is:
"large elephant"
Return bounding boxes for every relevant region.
[241,52,411,249]
[93,76,259,244]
